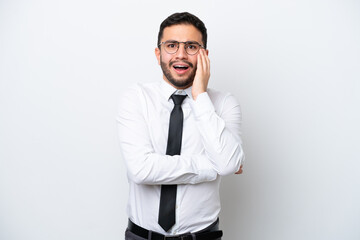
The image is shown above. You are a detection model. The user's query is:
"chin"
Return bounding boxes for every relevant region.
[169,78,193,89]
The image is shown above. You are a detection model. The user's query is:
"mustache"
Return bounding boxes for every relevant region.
[169,60,194,68]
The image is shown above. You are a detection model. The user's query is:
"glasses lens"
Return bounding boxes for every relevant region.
[185,43,200,55]
[164,42,179,54]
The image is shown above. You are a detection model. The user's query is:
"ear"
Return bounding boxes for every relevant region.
[155,48,161,65]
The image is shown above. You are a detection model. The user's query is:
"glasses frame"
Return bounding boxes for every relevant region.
[158,41,205,55]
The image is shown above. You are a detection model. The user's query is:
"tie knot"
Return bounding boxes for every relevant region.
[171,94,186,105]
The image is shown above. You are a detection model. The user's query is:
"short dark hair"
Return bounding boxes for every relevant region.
[157,12,208,49]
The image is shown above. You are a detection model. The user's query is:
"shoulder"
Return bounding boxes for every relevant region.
[118,81,162,115]
[123,81,159,94]
[207,88,231,101]
[206,88,240,112]
[119,82,159,101]
[118,82,153,108]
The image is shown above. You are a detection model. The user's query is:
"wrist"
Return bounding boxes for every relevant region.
[192,89,206,101]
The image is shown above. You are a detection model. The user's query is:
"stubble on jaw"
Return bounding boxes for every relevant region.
[160,56,197,89]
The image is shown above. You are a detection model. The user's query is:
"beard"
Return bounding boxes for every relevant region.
[160,57,196,88]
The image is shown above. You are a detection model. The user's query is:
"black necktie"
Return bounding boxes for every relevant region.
[158,94,187,232]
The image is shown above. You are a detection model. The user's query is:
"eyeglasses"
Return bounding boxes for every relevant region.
[158,41,205,55]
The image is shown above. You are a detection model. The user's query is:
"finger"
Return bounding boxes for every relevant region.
[235,165,243,174]
[204,50,210,72]
[197,51,202,72]
[201,49,207,72]
[203,49,210,74]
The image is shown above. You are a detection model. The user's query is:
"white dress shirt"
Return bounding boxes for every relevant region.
[117,80,244,235]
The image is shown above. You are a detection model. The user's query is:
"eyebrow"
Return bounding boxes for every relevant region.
[164,40,201,45]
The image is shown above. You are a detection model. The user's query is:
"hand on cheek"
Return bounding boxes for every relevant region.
[192,49,210,100]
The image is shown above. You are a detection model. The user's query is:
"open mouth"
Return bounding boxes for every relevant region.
[172,64,190,74]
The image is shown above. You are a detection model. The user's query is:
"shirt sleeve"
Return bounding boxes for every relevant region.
[116,85,217,185]
[189,91,245,176]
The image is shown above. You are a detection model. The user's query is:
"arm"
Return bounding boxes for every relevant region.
[117,85,217,185]
[191,49,245,176]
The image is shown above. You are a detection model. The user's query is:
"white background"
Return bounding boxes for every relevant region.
[1,0,359,239]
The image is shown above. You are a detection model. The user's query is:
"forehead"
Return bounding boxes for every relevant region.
[161,24,203,44]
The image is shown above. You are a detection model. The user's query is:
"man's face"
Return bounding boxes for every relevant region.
[155,24,207,89]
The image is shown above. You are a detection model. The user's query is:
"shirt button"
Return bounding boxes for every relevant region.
[178,90,183,94]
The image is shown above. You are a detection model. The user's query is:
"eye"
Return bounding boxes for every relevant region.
[187,44,198,50]
[166,43,177,48]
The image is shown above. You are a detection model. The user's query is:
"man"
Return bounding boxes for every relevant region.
[117,12,244,240]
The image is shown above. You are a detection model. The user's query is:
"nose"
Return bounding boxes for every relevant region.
[174,43,188,59]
